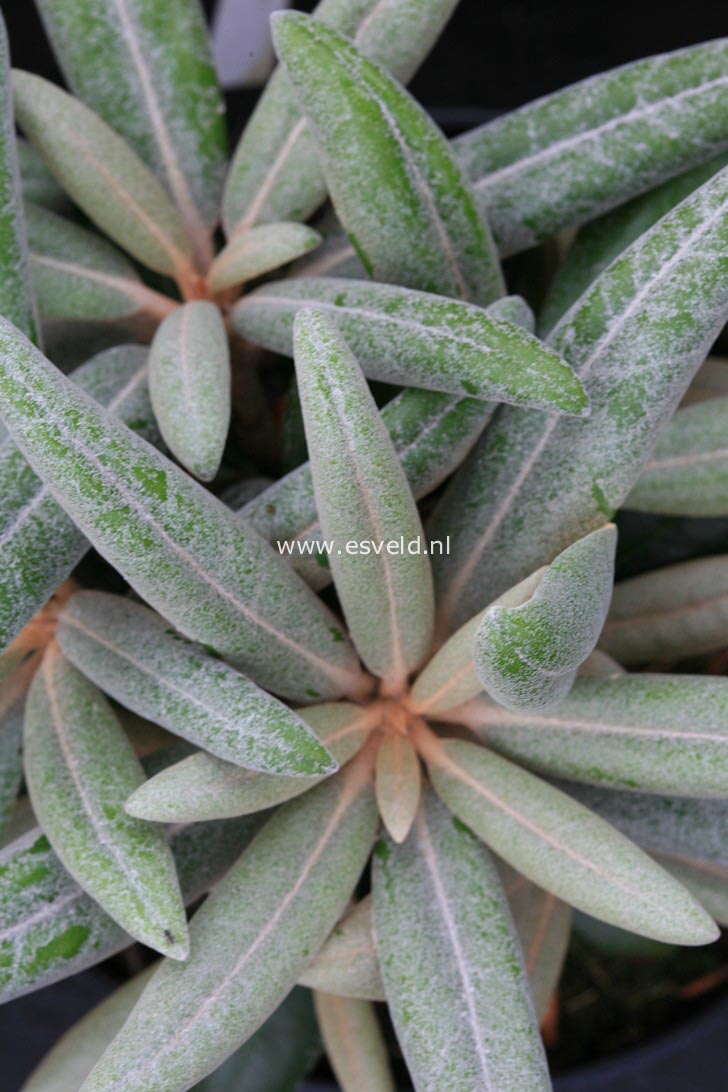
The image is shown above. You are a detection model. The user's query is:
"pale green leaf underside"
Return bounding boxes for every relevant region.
[315,992,395,1092]
[83,768,377,1092]
[0,319,364,703]
[294,308,434,681]
[57,591,337,777]
[299,895,385,1001]
[373,790,549,1092]
[234,277,588,414]
[208,222,321,292]
[473,526,616,711]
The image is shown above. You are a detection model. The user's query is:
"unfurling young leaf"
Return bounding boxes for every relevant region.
[375,731,421,843]
[56,592,337,776]
[415,728,719,945]
[373,790,550,1092]
[600,554,728,665]
[223,0,459,235]
[82,756,378,1091]
[23,644,189,959]
[208,222,322,292]
[272,12,503,306]
[294,308,434,685]
[34,0,228,265]
[149,300,230,482]
[125,701,376,822]
[315,992,395,1092]
[0,319,366,702]
[235,277,589,413]
[472,526,617,711]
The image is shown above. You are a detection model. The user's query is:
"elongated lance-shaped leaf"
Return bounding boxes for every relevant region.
[0,18,38,343]
[149,300,230,482]
[625,396,728,516]
[539,154,728,335]
[0,319,366,702]
[223,0,459,236]
[295,309,433,684]
[25,201,176,323]
[499,865,571,1021]
[23,966,156,1092]
[126,700,378,824]
[0,344,157,652]
[458,672,728,797]
[431,165,728,634]
[240,296,534,590]
[0,812,260,1004]
[35,0,227,264]
[300,895,385,1001]
[652,853,728,928]
[194,987,321,1092]
[600,554,728,665]
[564,785,728,867]
[416,729,718,944]
[455,39,728,255]
[57,592,336,776]
[83,757,378,1092]
[373,789,550,1092]
[375,731,421,844]
[235,277,588,414]
[410,570,546,716]
[24,645,189,958]
[12,70,195,278]
[315,992,395,1092]
[0,699,22,841]
[273,13,502,307]
[473,526,616,712]
[208,222,322,292]
[17,138,72,214]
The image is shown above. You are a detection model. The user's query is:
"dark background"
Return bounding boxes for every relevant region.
[0,0,726,1088]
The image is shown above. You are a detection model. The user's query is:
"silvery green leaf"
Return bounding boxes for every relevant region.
[126,701,378,822]
[564,785,728,867]
[193,987,321,1092]
[652,853,728,927]
[295,309,434,683]
[24,646,189,958]
[0,813,259,1003]
[375,732,421,844]
[208,222,322,292]
[35,0,227,262]
[299,895,385,1001]
[500,866,571,1021]
[410,570,546,717]
[0,344,156,652]
[58,591,336,776]
[459,672,728,797]
[539,154,728,335]
[234,277,588,413]
[625,396,728,515]
[455,40,728,255]
[22,966,155,1092]
[473,526,616,711]
[0,20,38,342]
[243,296,534,591]
[17,139,72,214]
[0,320,366,702]
[25,202,176,323]
[315,992,395,1092]
[418,731,718,944]
[373,789,550,1092]
[431,165,728,633]
[600,555,728,665]
[149,300,230,482]
[272,13,502,306]
[223,0,459,235]
[82,761,378,1092]
[0,699,23,841]
[12,70,195,277]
